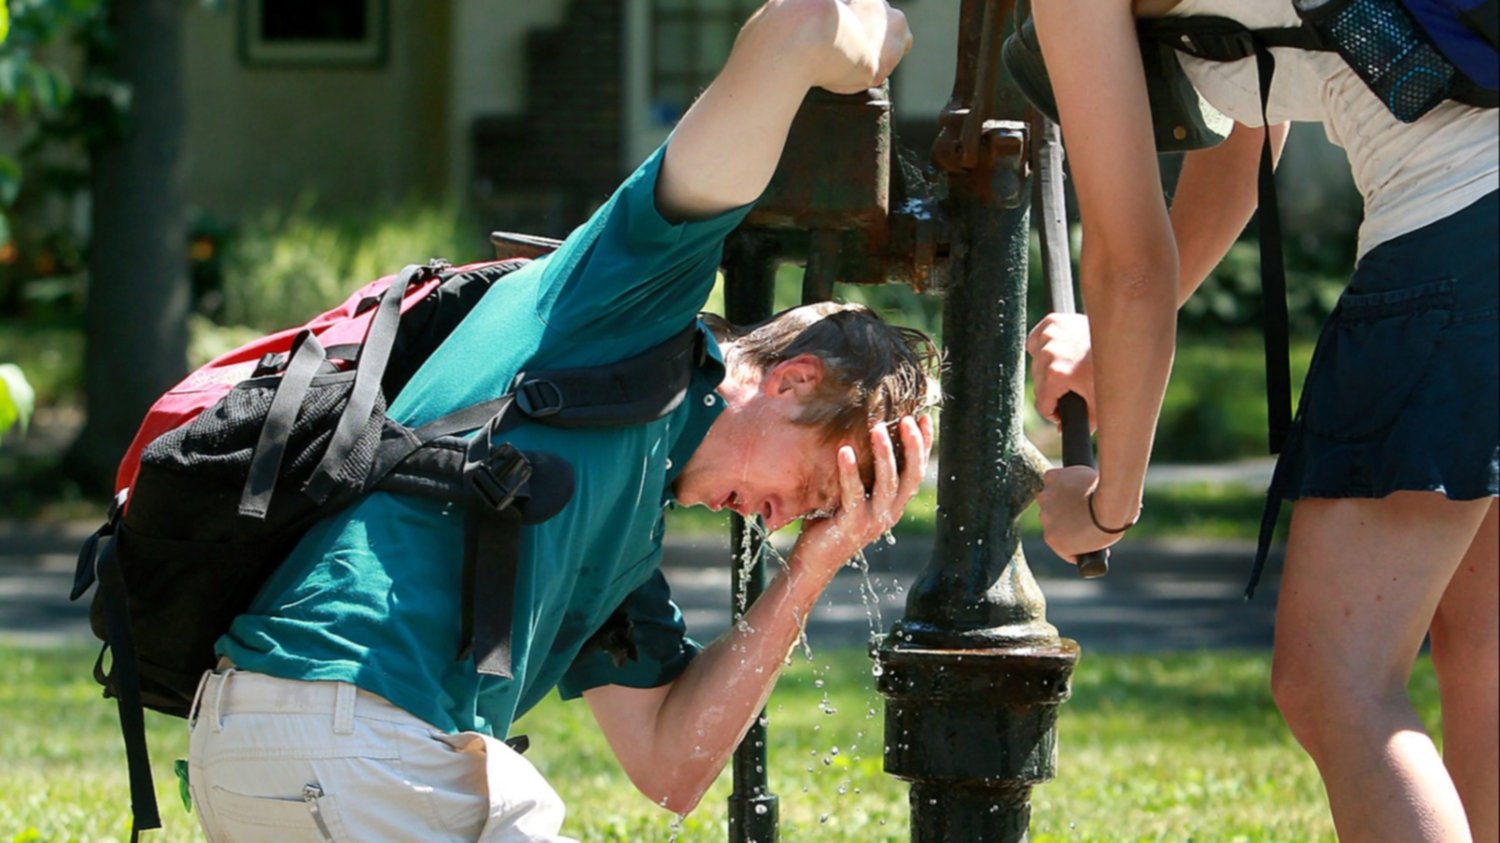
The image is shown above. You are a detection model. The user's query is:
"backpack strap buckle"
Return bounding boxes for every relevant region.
[514,377,564,418]
[1175,27,1256,61]
[1142,16,1259,61]
[467,443,532,512]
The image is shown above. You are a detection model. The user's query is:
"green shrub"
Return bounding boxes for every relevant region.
[0,363,33,442]
[1156,333,1316,462]
[218,197,488,332]
[1025,228,1348,337]
[1180,240,1345,335]
[0,319,81,407]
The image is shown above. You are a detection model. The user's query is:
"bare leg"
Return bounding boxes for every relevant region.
[1429,501,1499,843]
[1271,491,1493,843]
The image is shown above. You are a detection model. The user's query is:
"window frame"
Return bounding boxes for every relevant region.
[648,0,759,124]
[239,0,389,69]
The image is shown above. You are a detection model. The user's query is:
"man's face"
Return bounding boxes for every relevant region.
[674,363,845,533]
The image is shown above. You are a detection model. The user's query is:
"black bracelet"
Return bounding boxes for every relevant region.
[1088,491,1139,534]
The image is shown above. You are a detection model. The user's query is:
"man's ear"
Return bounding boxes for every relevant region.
[762,354,824,399]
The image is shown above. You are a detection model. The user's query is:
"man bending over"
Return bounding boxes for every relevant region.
[185,1,935,839]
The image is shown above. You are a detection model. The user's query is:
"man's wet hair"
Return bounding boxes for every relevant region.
[705,302,943,489]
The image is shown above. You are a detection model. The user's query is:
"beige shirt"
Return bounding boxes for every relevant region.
[1166,0,1499,258]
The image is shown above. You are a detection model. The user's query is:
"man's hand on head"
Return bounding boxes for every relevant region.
[791,414,933,578]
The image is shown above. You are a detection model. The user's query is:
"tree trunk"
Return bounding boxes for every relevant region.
[65,0,189,493]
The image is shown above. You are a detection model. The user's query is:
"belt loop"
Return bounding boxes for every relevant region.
[188,669,214,729]
[333,682,356,735]
[209,669,234,734]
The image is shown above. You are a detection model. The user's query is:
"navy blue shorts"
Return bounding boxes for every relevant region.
[1279,190,1499,502]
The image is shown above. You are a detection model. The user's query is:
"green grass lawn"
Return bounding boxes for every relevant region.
[0,645,1445,842]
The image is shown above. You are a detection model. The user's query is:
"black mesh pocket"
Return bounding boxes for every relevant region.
[132,371,387,544]
[1298,0,1458,122]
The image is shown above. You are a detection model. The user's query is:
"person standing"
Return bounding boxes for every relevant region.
[1023,1,1497,840]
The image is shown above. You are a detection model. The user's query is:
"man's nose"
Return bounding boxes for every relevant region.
[762,496,791,532]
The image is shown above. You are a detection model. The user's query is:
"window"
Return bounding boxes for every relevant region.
[650,0,760,124]
[241,0,388,68]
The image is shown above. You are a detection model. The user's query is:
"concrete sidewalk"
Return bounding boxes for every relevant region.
[0,520,1280,653]
[660,533,1279,653]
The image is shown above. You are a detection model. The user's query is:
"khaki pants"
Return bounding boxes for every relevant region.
[187,668,576,842]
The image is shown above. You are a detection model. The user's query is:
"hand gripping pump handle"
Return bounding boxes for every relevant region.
[1031,111,1109,579]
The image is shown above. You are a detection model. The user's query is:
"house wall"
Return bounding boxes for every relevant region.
[466,0,626,238]
[181,0,452,219]
[617,0,959,168]
[447,0,570,198]
[179,0,1358,246]
[890,0,964,123]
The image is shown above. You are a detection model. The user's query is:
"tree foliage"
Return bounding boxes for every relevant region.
[0,0,111,248]
[0,362,33,442]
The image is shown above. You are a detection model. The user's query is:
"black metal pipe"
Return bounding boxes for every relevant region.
[896,157,1057,647]
[876,147,1079,842]
[723,231,781,843]
[878,109,1078,841]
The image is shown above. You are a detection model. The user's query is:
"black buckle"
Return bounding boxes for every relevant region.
[253,351,287,377]
[514,378,563,418]
[1181,28,1255,61]
[107,488,129,523]
[468,444,532,511]
[1144,16,1257,61]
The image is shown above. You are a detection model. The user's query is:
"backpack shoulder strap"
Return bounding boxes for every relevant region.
[368,321,709,679]
[303,263,437,505]
[1135,13,1297,456]
[508,322,707,428]
[463,323,708,678]
[1138,14,1331,62]
[367,321,707,488]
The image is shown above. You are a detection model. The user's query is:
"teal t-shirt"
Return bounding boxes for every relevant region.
[220,145,752,737]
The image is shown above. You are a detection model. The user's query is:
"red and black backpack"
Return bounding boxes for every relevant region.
[69,252,705,838]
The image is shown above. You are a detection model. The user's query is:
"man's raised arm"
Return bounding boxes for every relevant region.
[655,0,911,222]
